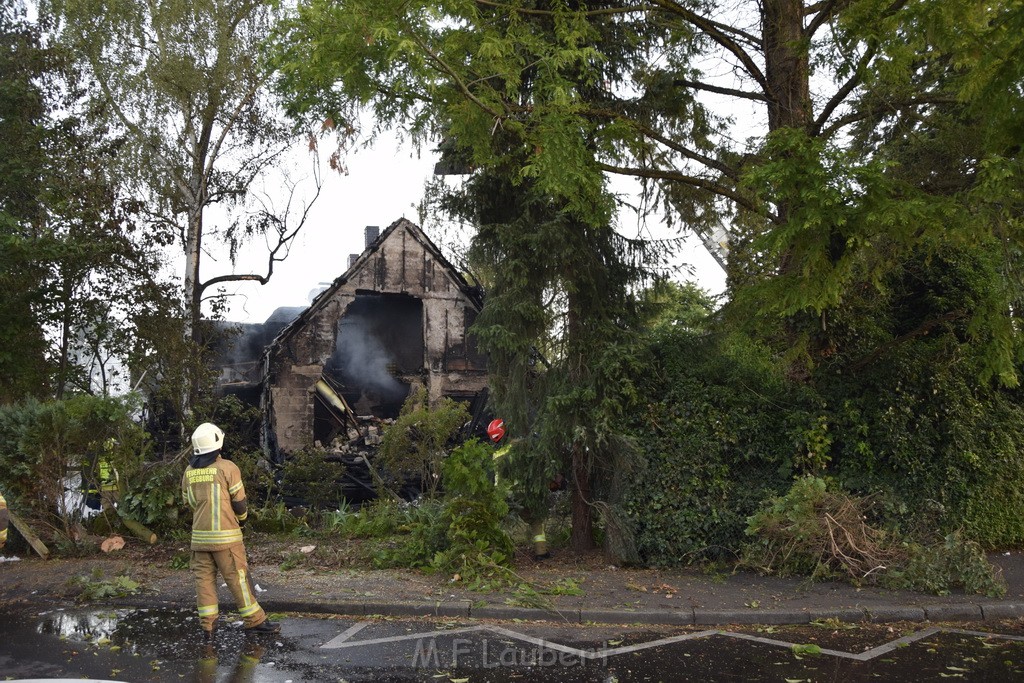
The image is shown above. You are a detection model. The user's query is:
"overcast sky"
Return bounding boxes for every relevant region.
[217,133,728,325]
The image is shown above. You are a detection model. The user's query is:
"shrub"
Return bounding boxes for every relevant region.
[815,339,1024,548]
[0,394,151,533]
[372,440,513,583]
[742,477,1005,597]
[433,439,514,578]
[119,458,187,533]
[378,388,470,498]
[278,448,347,510]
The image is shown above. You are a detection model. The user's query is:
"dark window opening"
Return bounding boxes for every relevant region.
[324,292,422,418]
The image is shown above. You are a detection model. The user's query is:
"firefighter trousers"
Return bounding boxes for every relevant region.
[191,545,266,631]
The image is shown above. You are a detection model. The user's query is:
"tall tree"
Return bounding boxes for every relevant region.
[277,0,1023,379]
[441,160,655,551]
[0,4,175,402]
[280,2,684,548]
[45,0,323,406]
[0,4,52,401]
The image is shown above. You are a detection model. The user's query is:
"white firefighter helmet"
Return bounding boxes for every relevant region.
[191,422,225,456]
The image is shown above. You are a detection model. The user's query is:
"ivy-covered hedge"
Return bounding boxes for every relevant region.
[622,262,1024,566]
[822,340,1024,548]
[621,329,803,565]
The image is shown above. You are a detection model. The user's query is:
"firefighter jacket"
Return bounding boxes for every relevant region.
[182,453,249,551]
[0,491,7,548]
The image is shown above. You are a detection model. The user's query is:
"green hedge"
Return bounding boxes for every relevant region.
[621,330,802,565]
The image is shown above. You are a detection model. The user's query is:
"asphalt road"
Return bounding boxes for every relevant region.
[5,605,1024,682]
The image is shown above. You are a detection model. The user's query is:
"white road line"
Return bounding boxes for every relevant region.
[322,625,484,650]
[321,622,369,648]
[320,622,1024,662]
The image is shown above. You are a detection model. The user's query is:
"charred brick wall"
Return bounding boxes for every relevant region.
[264,220,488,455]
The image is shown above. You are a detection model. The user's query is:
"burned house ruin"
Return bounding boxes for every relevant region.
[260,218,488,460]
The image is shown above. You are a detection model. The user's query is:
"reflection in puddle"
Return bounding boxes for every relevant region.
[22,607,295,682]
[37,609,122,642]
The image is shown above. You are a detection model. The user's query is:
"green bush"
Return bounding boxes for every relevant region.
[621,245,1024,565]
[247,501,308,534]
[820,338,1024,548]
[370,499,447,569]
[317,497,415,541]
[883,531,1005,598]
[119,459,187,533]
[0,394,151,530]
[372,440,514,582]
[433,439,514,578]
[378,388,470,498]
[278,448,347,510]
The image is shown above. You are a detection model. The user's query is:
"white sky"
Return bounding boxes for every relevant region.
[216,133,728,325]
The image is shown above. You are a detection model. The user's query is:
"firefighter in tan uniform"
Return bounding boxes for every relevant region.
[183,422,279,639]
[487,419,554,560]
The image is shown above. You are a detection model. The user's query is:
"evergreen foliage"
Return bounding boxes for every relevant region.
[0,6,175,401]
[372,439,514,582]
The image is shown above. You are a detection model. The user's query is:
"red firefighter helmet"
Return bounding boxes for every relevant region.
[486,419,506,443]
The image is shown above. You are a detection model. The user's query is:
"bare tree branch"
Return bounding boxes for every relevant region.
[812,44,876,136]
[586,106,742,180]
[672,77,769,102]
[649,0,769,94]
[198,156,325,296]
[596,162,776,221]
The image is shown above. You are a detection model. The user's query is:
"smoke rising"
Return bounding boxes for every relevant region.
[331,310,409,407]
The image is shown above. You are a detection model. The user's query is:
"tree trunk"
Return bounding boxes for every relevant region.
[183,205,203,344]
[763,0,820,380]
[54,275,74,399]
[762,0,812,135]
[569,439,594,551]
[762,0,812,242]
[565,291,595,551]
[181,204,204,417]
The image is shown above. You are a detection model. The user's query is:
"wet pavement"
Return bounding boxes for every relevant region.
[4,606,1024,682]
[5,545,1024,680]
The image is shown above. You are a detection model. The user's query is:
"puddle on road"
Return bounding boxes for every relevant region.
[1,606,315,682]
[3,607,1024,681]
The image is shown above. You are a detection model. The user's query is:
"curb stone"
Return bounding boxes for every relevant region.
[804,607,869,623]
[117,595,1024,626]
[865,606,927,623]
[620,609,694,626]
[431,601,473,618]
[695,608,810,626]
[579,608,677,625]
[980,603,1024,620]
[923,603,983,621]
[470,604,563,621]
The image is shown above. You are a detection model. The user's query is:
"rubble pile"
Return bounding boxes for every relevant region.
[312,416,398,504]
